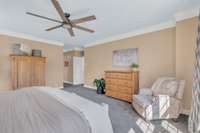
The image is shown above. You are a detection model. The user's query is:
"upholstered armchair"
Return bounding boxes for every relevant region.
[132,77,185,120]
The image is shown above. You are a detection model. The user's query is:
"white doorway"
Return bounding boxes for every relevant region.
[73,57,84,85]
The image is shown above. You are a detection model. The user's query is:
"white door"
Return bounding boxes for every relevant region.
[73,57,84,85]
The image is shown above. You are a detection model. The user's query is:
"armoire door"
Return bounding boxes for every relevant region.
[11,56,18,89]
[31,57,45,86]
[17,56,32,89]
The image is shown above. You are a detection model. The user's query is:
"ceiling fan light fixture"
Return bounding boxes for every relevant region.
[26,0,96,37]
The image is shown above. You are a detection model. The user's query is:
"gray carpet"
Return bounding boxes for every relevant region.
[63,84,189,133]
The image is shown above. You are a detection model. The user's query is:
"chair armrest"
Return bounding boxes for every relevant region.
[152,95,181,117]
[139,88,153,96]
[153,95,179,103]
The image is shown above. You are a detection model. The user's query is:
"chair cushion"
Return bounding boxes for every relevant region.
[151,77,175,91]
[152,78,179,97]
[139,88,153,96]
[133,95,152,108]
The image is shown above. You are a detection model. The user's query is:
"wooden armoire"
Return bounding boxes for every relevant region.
[10,55,46,90]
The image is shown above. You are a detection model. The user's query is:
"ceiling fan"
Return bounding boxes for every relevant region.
[26,0,96,37]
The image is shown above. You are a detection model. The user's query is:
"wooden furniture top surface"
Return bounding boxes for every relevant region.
[105,70,138,73]
[10,55,46,59]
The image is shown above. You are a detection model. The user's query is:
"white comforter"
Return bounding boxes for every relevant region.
[0,87,113,133]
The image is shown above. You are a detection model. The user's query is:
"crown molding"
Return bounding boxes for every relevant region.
[174,7,200,22]
[85,7,200,48]
[0,30,64,46]
[1,7,199,49]
[85,20,175,48]
[64,47,84,52]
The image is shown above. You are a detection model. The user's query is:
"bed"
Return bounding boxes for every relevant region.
[0,87,113,133]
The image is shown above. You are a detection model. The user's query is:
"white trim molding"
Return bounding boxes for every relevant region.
[181,108,190,116]
[85,20,175,48]
[64,81,73,84]
[59,86,64,89]
[64,81,84,86]
[64,47,84,52]
[0,30,64,46]
[84,84,97,90]
[174,7,200,22]
[84,7,200,48]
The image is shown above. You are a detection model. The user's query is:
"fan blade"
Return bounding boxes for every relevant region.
[63,24,75,36]
[73,25,94,33]
[46,24,63,31]
[51,0,74,36]
[26,12,62,23]
[51,0,70,23]
[68,28,75,36]
[71,15,96,24]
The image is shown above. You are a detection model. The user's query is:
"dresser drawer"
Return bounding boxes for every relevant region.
[106,72,132,80]
[106,85,132,94]
[106,79,133,87]
[106,90,132,102]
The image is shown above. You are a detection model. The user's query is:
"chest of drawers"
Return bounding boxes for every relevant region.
[105,70,139,102]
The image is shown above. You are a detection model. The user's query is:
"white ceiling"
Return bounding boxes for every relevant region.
[0,0,200,50]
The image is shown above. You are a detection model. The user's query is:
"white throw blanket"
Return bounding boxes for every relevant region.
[40,87,113,133]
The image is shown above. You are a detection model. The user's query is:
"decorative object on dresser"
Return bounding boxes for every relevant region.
[10,55,46,90]
[105,70,139,102]
[32,49,42,56]
[12,44,30,56]
[131,63,139,71]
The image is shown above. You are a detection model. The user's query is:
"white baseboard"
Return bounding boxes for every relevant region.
[73,83,84,85]
[59,86,64,89]
[64,81,73,84]
[181,109,190,115]
[43,85,63,89]
[83,85,97,90]
[64,81,84,86]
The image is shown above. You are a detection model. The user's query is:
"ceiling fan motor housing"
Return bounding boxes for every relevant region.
[64,13,70,18]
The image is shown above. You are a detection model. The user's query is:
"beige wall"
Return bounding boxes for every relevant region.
[63,50,83,82]
[84,17,198,110]
[64,50,83,57]
[0,35,64,90]
[85,28,176,88]
[176,17,197,110]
